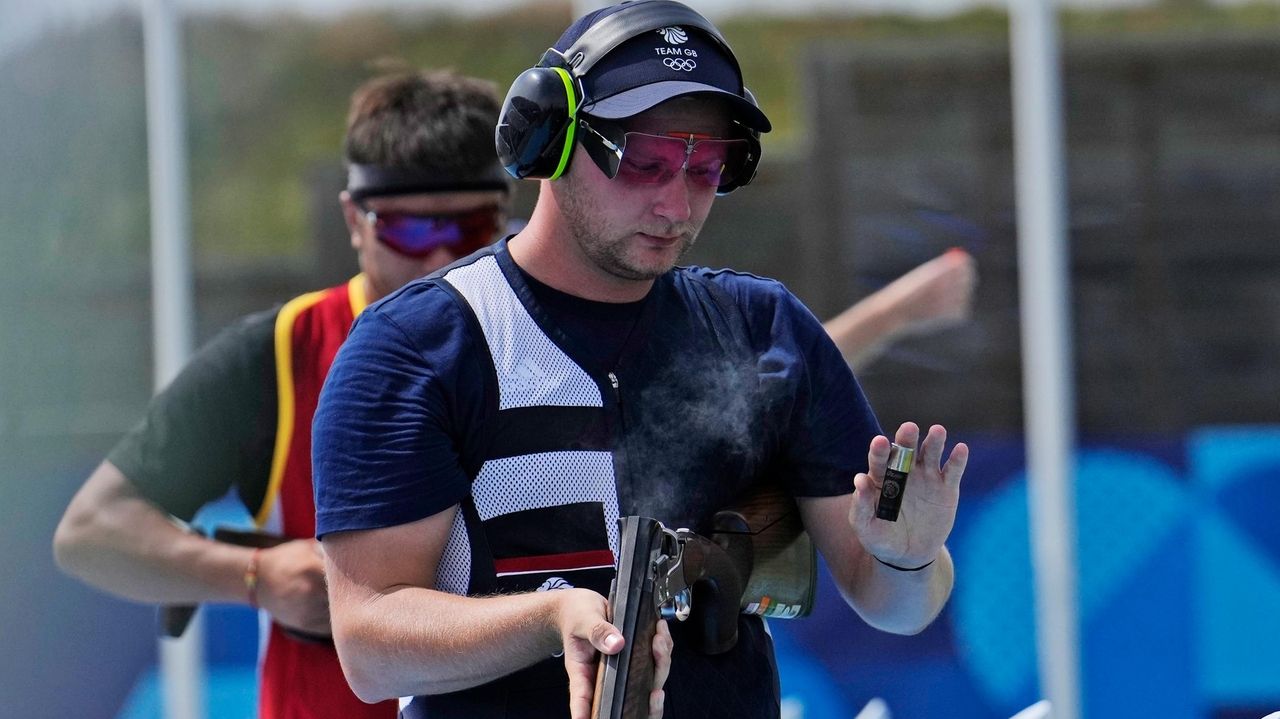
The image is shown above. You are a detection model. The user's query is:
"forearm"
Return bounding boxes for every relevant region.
[330,582,566,701]
[53,462,253,605]
[823,249,978,370]
[835,545,954,635]
[822,294,905,370]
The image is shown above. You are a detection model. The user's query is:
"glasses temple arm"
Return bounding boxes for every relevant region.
[579,119,625,160]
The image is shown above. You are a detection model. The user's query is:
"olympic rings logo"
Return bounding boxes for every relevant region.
[663,58,697,72]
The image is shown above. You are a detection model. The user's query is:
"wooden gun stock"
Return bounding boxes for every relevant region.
[592,516,666,719]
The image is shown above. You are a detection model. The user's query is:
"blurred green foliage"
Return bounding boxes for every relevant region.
[0,0,1275,275]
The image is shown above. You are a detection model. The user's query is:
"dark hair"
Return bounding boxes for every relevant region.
[343,69,502,178]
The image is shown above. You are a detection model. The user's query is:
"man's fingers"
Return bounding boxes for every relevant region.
[651,620,672,689]
[647,620,672,719]
[564,659,595,719]
[892,422,921,455]
[943,442,970,488]
[592,621,624,655]
[918,424,947,472]
[866,434,891,480]
[648,689,666,719]
[850,473,877,528]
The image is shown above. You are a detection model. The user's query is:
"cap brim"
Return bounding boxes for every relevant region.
[581,81,772,133]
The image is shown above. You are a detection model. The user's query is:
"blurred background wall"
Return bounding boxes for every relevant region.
[1,1,1277,717]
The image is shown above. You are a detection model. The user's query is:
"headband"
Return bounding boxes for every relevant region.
[346,163,512,202]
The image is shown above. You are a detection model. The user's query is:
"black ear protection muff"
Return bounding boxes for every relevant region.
[493,48,587,183]
[715,87,763,195]
[494,0,762,192]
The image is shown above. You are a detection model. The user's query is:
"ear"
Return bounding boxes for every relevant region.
[339,191,365,250]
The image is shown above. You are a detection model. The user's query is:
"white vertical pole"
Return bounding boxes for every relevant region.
[142,0,203,718]
[1008,1,1081,719]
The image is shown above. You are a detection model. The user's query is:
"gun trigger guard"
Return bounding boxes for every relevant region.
[653,526,690,620]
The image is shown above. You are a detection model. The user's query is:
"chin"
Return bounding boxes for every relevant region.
[620,259,678,281]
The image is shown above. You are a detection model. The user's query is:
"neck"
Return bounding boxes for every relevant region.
[507,188,656,304]
[361,274,384,305]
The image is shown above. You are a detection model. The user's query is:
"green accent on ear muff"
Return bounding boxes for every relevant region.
[549,67,578,181]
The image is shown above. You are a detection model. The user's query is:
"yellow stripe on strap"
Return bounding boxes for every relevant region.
[255,288,329,528]
[347,273,369,318]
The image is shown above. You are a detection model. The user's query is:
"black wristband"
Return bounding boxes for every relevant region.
[874,555,935,572]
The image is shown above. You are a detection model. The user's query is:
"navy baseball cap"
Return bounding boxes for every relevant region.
[556,4,772,133]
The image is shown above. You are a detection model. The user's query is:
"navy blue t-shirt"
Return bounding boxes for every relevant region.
[312,240,880,718]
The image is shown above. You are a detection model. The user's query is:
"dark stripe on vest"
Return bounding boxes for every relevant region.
[487,406,612,460]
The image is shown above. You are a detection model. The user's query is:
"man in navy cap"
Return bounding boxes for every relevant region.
[313,3,969,718]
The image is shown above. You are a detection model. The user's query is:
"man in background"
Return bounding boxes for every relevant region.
[54,68,511,719]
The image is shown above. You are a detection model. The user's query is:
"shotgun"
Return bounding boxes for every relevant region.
[591,484,815,718]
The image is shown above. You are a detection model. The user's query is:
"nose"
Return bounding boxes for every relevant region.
[650,171,695,224]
